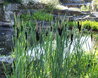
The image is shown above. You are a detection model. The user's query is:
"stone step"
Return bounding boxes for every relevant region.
[0,22,13,27]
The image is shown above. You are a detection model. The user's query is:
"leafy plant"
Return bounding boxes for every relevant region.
[6,14,98,78]
[33,11,53,21]
[82,20,98,31]
[20,11,53,21]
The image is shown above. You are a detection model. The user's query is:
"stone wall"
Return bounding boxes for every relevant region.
[0,4,4,21]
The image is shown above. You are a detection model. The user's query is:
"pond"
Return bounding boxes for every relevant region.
[27,33,97,59]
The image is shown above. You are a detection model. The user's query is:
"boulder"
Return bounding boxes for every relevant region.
[4,3,21,23]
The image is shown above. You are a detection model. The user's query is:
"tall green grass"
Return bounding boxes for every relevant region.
[7,15,98,78]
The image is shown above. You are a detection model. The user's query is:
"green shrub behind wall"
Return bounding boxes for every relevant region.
[20,11,53,21]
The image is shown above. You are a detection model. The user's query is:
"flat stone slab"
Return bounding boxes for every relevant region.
[0,22,13,27]
[91,12,98,17]
[0,56,14,64]
[52,9,87,16]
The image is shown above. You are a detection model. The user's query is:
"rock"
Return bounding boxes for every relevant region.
[4,4,20,11]
[0,22,13,27]
[0,26,14,55]
[19,2,48,10]
[0,56,14,78]
[22,0,59,5]
[52,9,86,16]
[0,0,4,4]
[60,0,84,3]
[0,3,4,21]
[4,4,20,23]
[91,12,98,18]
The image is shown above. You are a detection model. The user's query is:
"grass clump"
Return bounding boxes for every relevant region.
[82,20,98,31]
[6,16,98,78]
[64,21,98,31]
[33,11,53,21]
[20,11,53,21]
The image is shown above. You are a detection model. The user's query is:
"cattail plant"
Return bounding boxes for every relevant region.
[58,26,63,36]
[7,11,98,78]
[35,22,40,41]
[77,21,81,32]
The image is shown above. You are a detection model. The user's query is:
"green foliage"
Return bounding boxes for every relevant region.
[20,11,53,21]
[81,5,90,11]
[7,16,98,78]
[33,11,53,21]
[67,21,77,26]
[66,21,98,31]
[82,20,98,30]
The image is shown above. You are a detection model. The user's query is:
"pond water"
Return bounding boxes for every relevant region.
[27,35,95,59]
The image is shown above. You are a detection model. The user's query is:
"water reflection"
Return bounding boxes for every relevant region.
[27,35,94,59]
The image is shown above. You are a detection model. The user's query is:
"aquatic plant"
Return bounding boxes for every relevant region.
[6,15,98,78]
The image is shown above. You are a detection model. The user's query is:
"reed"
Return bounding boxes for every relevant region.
[7,14,98,78]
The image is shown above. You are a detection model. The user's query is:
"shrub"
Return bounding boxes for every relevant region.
[20,11,53,21]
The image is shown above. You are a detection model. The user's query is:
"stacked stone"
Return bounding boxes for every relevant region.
[0,0,4,21]
[0,1,14,78]
[0,28,14,77]
[0,25,13,55]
